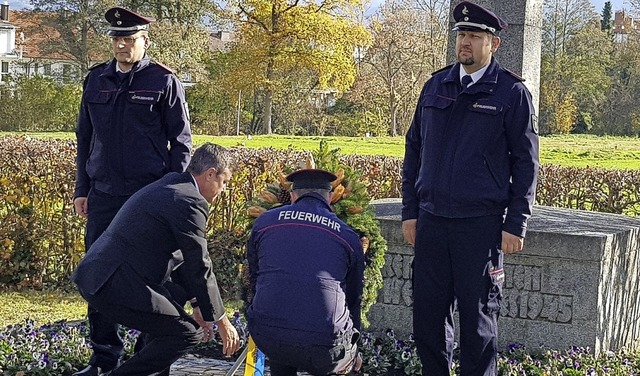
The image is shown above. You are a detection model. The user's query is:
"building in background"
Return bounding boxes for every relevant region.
[0,1,19,83]
[614,10,639,44]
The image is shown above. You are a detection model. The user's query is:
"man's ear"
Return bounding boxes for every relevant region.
[491,36,501,52]
[290,191,298,203]
[207,167,218,180]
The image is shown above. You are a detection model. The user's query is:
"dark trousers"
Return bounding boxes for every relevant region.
[412,211,504,376]
[253,330,359,376]
[82,285,202,376]
[84,188,132,370]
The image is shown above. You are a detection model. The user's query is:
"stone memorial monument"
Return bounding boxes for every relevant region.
[368,199,640,354]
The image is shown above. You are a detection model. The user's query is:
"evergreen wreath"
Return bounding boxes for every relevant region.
[246,141,387,327]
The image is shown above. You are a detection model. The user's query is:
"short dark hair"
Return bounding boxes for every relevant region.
[187,143,232,175]
[292,187,331,199]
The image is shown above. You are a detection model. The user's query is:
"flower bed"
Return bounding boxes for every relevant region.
[4,317,640,375]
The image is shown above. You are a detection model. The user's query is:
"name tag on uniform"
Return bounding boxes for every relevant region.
[468,100,503,115]
[128,91,161,104]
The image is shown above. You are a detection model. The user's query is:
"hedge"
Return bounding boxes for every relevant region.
[2,135,640,291]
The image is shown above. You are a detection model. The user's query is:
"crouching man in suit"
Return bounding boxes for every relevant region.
[72,143,241,375]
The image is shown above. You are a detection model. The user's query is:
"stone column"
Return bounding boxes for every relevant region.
[446,0,544,111]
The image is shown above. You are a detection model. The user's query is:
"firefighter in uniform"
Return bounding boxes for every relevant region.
[401,2,539,375]
[247,169,365,376]
[72,7,191,376]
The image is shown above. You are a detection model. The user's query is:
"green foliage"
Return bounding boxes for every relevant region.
[312,141,387,326]
[601,1,613,31]
[0,136,84,288]
[4,135,640,289]
[0,76,82,132]
[244,140,388,326]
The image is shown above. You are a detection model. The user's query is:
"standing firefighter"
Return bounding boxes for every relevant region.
[401,1,539,375]
[72,6,191,376]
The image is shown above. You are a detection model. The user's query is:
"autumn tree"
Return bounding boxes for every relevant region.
[28,0,115,78]
[600,31,640,135]
[357,0,447,136]
[119,0,216,81]
[223,0,371,134]
[539,0,610,134]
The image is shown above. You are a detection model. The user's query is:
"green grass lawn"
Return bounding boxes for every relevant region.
[0,289,87,328]
[8,132,640,169]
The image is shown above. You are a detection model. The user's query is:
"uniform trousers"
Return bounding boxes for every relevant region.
[253,329,359,376]
[412,210,504,376]
[84,187,132,370]
[78,267,203,376]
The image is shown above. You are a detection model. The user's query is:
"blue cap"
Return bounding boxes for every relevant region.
[286,169,337,190]
[105,7,156,37]
[452,1,507,35]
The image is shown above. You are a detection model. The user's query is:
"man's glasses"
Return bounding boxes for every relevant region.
[111,36,144,45]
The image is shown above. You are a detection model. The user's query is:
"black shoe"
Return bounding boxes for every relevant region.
[72,365,104,376]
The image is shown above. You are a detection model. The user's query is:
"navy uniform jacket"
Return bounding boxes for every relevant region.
[74,56,192,199]
[402,58,539,237]
[247,193,365,346]
[72,172,225,322]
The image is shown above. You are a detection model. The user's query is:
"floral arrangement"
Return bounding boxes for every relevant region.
[245,140,387,326]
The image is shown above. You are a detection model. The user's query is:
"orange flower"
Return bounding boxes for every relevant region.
[247,206,267,218]
[331,168,345,188]
[331,185,345,203]
[258,191,279,204]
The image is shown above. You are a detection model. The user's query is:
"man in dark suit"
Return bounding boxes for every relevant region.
[72,143,240,376]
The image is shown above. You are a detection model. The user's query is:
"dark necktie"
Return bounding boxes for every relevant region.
[461,75,473,88]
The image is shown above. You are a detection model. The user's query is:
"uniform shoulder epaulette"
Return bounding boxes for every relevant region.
[150,60,176,74]
[431,64,454,75]
[88,61,109,70]
[504,68,526,82]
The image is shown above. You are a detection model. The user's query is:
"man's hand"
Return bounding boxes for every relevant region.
[353,352,363,372]
[216,315,241,357]
[191,307,207,330]
[74,197,88,218]
[402,219,417,246]
[501,231,524,254]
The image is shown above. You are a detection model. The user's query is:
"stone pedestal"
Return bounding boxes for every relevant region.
[368,199,640,354]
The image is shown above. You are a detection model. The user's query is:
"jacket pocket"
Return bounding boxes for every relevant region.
[422,94,455,110]
[483,154,505,189]
[85,90,112,104]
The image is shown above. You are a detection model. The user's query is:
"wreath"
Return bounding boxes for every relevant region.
[246,141,387,326]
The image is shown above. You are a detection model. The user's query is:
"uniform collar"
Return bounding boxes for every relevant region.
[101,54,151,79]
[294,192,332,209]
[459,62,490,87]
[444,57,500,90]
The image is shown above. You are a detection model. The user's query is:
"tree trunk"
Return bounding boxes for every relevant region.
[262,89,273,134]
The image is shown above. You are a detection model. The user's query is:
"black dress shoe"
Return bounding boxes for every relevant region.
[72,365,104,376]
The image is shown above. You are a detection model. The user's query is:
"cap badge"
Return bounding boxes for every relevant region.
[114,10,120,18]
[462,5,469,15]
[464,16,469,21]
[117,20,122,25]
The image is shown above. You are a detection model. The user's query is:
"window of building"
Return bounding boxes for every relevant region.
[44,63,52,76]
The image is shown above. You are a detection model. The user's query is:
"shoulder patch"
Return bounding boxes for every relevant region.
[504,69,525,82]
[150,60,176,74]
[431,63,454,75]
[88,61,109,70]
